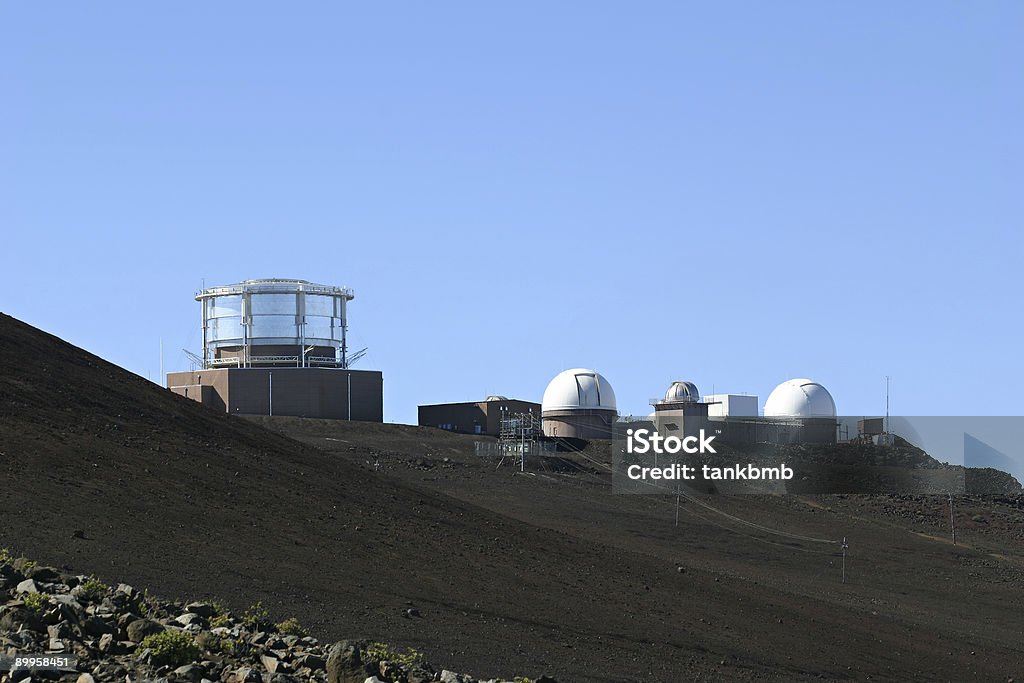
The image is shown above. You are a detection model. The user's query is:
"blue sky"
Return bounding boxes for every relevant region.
[2,2,1021,423]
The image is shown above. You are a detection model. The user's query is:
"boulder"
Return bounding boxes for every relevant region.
[82,615,115,637]
[16,578,39,594]
[326,640,371,683]
[185,602,218,619]
[176,613,205,627]
[27,565,62,583]
[174,664,206,682]
[260,655,280,673]
[126,618,164,643]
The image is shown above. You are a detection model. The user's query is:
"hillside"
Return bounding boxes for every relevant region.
[2,313,1023,682]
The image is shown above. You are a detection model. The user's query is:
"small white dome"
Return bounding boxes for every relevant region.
[484,395,509,402]
[541,368,617,412]
[664,381,700,403]
[764,378,836,418]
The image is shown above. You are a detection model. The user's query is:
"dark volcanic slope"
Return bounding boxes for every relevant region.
[2,314,1023,683]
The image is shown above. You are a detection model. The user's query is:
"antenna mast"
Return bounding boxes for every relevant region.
[885,376,890,434]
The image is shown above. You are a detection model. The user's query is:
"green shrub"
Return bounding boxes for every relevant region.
[274,617,308,637]
[78,577,108,601]
[23,592,48,612]
[210,613,231,629]
[513,677,532,683]
[138,588,155,615]
[364,642,423,668]
[0,548,11,564]
[139,630,200,667]
[207,635,239,656]
[241,601,270,630]
[22,559,37,571]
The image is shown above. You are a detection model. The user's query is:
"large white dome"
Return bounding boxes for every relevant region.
[664,381,700,403]
[764,378,836,418]
[541,368,617,412]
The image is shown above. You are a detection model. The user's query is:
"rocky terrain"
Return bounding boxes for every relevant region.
[2,312,1023,682]
[0,551,545,683]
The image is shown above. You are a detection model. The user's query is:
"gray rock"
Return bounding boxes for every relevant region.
[0,607,45,633]
[175,612,205,626]
[231,667,261,683]
[98,633,115,653]
[47,623,72,640]
[27,566,61,583]
[185,602,217,619]
[326,640,371,683]
[439,671,461,683]
[76,674,96,683]
[260,655,281,673]
[295,653,325,670]
[15,578,39,594]
[82,615,115,637]
[126,618,164,643]
[363,677,386,683]
[174,664,206,682]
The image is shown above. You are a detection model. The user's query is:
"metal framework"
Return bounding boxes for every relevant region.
[474,411,556,470]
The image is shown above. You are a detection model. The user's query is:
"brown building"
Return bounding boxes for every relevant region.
[418,396,541,435]
[167,367,383,421]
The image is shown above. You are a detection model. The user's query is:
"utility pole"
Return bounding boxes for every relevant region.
[949,493,956,545]
[841,537,848,584]
[885,376,890,434]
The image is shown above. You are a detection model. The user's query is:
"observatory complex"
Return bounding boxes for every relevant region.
[167,279,383,421]
[418,369,841,446]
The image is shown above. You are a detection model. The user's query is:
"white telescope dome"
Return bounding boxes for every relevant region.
[541,368,617,412]
[764,378,836,418]
[664,381,700,403]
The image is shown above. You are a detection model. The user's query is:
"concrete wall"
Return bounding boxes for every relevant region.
[167,368,383,421]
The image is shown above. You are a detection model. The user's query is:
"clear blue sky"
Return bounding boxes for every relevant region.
[2,2,1021,423]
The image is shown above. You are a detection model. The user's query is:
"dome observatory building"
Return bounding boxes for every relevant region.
[764,378,837,418]
[760,378,838,443]
[166,279,383,421]
[541,368,617,439]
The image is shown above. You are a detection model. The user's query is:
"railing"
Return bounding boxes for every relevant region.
[207,355,344,368]
[196,281,354,299]
[307,356,342,366]
[249,356,300,364]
